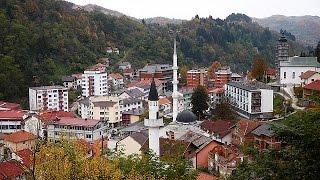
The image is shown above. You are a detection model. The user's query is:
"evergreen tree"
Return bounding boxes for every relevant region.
[315,41,320,62]
[191,85,209,119]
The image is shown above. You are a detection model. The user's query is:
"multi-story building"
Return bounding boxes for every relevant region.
[47,117,108,143]
[119,62,132,70]
[214,66,231,88]
[29,86,68,112]
[139,64,173,91]
[108,73,124,90]
[81,65,108,97]
[187,69,208,88]
[208,88,224,108]
[225,81,273,119]
[61,76,77,89]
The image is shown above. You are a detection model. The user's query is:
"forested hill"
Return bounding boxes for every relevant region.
[0,0,305,104]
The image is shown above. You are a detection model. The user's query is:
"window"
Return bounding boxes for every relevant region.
[86,134,92,139]
[284,72,286,79]
[292,72,295,79]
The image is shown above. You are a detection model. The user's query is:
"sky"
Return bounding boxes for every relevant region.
[67,0,320,20]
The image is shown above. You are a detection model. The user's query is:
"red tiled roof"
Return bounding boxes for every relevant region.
[39,111,76,124]
[123,68,133,73]
[266,68,276,76]
[71,73,83,79]
[0,111,26,120]
[200,120,233,137]
[128,79,163,88]
[0,101,21,111]
[0,160,25,179]
[208,87,224,94]
[159,97,171,105]
[236,119,261,137]
[52,117,100,128]
[197,172,217,180]
[304,80,320,91]
[4,130,37,143]
[86,63,106,71]
[16,149,32,168]
[109,73,123,80]
[300,70,317,79]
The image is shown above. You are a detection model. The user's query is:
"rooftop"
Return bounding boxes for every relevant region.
[231,73,243,78]
[251,123,274,137]
[0,160,25,179]
[303,80,320,91]
[38,110,76,124]
[78,97,90,106]
[128,79,163,89]
[200,120,233,138]
[16,149,32,168]
[109,73,123,80]
[140,64,172,73]
[122,98,142,105]
[29,85,67,90]
[122,108,145,116]
[0,111,26,120]
[4,130,37,143]
[129,132,148,146]
[92,101,117,107]
[236,119,261,137]
[300,70,318,79]
[61,76,76,82]
[178,131,211,148]
[51,117,100,128]
[159,97,171,105]
[280,56,320,67]
[0,101,21,111]
[124,88,145,98]
[85,63,106,72]
[227,81,271,91]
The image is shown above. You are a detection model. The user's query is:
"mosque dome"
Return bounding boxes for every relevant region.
[176,110,197,124]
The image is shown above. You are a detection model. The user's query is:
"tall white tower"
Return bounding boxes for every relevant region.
[144,78,163,156]
[172,39,179,122]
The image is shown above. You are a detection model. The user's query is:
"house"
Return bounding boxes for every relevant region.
[119,87,146,100]
[303,80,320,101]
[251,123,282,151]
[78,97,90,119]
[178,131,220,168]
[117,132,148,156]
[187,69,208,88]
[123,68,134,79]
[122,108,144,125]
[108,73,124,89]
[81,64,108,97]
[0,160,26,180]
[128,79,164,95]
[15,148,33,168]
[99,57,110,67]
[232,119,260,146]
[225,81,273,120]
[61,76,76,89]
[71,73,83,89]
[159,97,171,116]
[200,120,233,144]
[0,101,21,111]
[140,138,198,159]
[0,111,41,136]
[266,68,277,80]
[279,56,320,85]
[300,70,320,86]
[231,73,242,82]
[29,86,68,112]
[47,117,108,143]
[180,87,194,110]
[4,130,37,152]
[208,144,244,176]
[208,88,224,108]
[119,62,131,70]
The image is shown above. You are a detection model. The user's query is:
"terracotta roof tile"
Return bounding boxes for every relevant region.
[0,111,26,120]
[4,130,37,143]
[51,117,100,128]
[200,120,233,137]
[236,119,261,137]
[304,80,320,91]
[300,70,317,79]
[0,160,25,179]
[38,111,76,124]
[197,172,217,180]
[109,73,123,80]
[0,101,21,111]
[16,149,32,168]
[159,97,171,105]
[128,79,163,88]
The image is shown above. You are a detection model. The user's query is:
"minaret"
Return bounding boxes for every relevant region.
[144,78,163,156]
[276,34,289,82]
[172,39,179,122]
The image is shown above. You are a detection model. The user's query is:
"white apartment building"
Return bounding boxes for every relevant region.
[29,86,68,112]
[81,66,108,97]
[225,81,273,120]
[47,117,108,143]
[279,56,320,85]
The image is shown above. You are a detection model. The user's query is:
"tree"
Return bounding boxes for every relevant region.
[207,61,221,79]
[212,98,236,122]
[179,65,188,84]
[191,85,209,119]
[315,41,320,63]
[251,55,267,81]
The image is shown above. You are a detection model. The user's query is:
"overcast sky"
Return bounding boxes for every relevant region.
[67,0,320,20]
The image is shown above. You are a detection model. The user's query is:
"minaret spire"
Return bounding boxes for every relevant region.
[144,77,163,156]
[172,38,179,122]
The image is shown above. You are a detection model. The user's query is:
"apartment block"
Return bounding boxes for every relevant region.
[187,69,208,88]
[29,86,68,112]
[224,81,273,120]
[81,64,108,97]
[214,66,231,88]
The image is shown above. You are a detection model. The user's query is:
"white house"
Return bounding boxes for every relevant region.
[119,62,131,70]
[279,56,320,85]
[61,76,77,89]
[300,70,320,86]
[81,65,108,97]
[225,81,273,120]
[29,86,68,112]
[117,132,148,156]
[108,73,124,89]
[47,117,108,143]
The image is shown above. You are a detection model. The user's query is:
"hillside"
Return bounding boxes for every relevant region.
[0,0,306,104]
[254,15,320,47]
[144,17,184,25]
